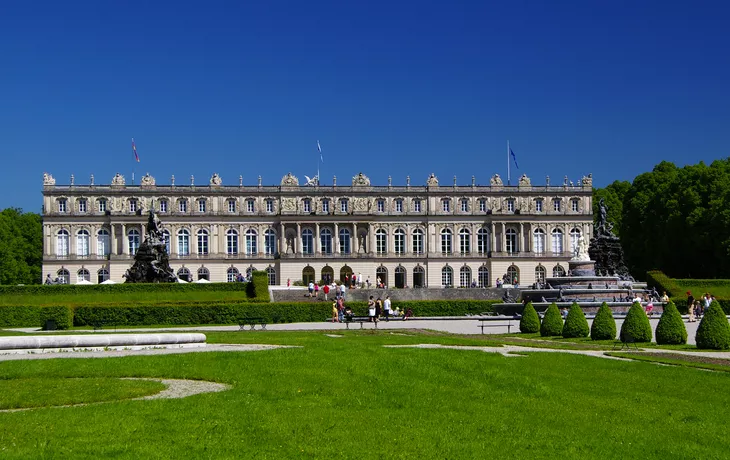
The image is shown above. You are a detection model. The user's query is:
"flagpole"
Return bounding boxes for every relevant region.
[507,140,510,186]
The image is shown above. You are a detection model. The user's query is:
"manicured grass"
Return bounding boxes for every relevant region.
[0,377,165,410]
[607,352,730,372]
[0,331,728,458]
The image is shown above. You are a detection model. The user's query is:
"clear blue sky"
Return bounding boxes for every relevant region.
[1,0,728,212]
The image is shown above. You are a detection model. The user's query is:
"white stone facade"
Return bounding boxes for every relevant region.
[41,172,594,287]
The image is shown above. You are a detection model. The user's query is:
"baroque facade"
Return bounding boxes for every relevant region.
[41,171,594,287]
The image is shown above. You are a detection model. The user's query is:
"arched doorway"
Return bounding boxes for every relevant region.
[375,266,388,288]
[394,266,406,288]
[340,265,352,283]
[507,265,519,285]
[302,266,315,285]
[413,265,425,288]
[321,266,334,285]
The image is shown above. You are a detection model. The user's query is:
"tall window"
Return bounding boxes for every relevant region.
[459,266,471,287]
[553,198,561,212]
[266,199,274,213]
[162,230,171,254]
[551,228,564,254]
[570,228,582,254]
[413,200,422,212]
[57,269,70,284]
[266,267,276,285]
[479,199,486,212]
[553,265,566,277]
[478,266,489,287]
[394,228,405,255]
[533,229,546,255]
[227,267,239,282]
[303,199,311,213]
[76,230,90,257]
[77,268,90,283]
[198,199,206,213]
[322,199,330,213]
[226,229,238,255]
[477,228,489,254]
[247,200,255,213]
[441,266,453,287]
[412,229,424,254]
[395,199,403,213]
[441,229,452,255]
[264,229,276,255]
[178,199,187,213]
[197,229,209,255]
[535,199,543,212]
[535,266,546,284]
[320,228,332,254]
[339,228,351,254]
[505,228,517,254]
[178,229,190,256]
[340,199,348,213]
[78,199,87,213]
[198,267,210,281]
[98,199,107,213]
[459,228,470,255]
[177,267,191,282]
[506,199,515,213]
[375,229,387,255]
[227,200,236,213]
[159,200,168,213]
[245,229,258,255]
[58,199,67,213]
[129,199,137,213]
[97,268,109,284]
[571,199,579,212]
[377,200,385,212]
[128,229,140,255]
[57,229,70,257]
[442,199,451,212]
[97,229,110,256]
[507,265,519,285]
[460,199,469,212]
[302,229,313,254]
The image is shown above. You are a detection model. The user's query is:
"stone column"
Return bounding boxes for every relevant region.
[90,225,97,257]
[501,222,506,254]
[519,222,524,253]
[315,222,320,255]
[352,223,358,253]
[296,223,302,255]
[280,223,285,254]
[490,222,496,253]
[334,223,339,254]
[121,224,128,255]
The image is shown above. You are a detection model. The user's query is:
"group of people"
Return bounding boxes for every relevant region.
[308,281,348,301]
[687,291,716,322]
[495,274,519,288]
[365,295,410,322]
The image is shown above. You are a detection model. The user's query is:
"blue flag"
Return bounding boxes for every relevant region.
[510,147,519,169]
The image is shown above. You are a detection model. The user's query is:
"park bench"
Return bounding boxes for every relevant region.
[477,317,519,334]
[238,317,267,331]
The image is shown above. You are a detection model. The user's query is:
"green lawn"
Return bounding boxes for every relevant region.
[0,330,727,458]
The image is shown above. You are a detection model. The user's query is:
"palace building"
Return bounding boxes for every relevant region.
[41,171,594,287]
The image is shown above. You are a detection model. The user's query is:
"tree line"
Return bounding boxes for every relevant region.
[0,208,42,285]
[594,158,730,279]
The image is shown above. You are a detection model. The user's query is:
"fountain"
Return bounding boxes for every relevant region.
[123,210,177,283]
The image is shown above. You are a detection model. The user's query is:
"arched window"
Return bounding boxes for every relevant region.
[507,265,519,285]
[477,228,489,255]
[266,266,276,285]
[441,229,452,254]
[197,267,210,280]
[226,229,238,255]
[441,266,453,287]
[535,265,546,284]
[551,229,563,254]
[375,229,387,255]
[321,266,334,284]
[413,265,425,288]
[128,229,140,255]
[97,229,110,256]
[77,268,90,283]
[376,266,388,287]
[533,229,546,255]
[320,228,332,255]
[57,229,70,257]
[177,267,191,282]
[245,229,257,255]
[394,228,405,255]
[339,228,351,254]
[97,268,109,284]
[505,228,517,254]
[75,230,90,257]
[553,265,566,277]
[302,266,315,284]
[302,229,314,254]
[412,228,424,255]
[570,228,582,255]
[459,228,470,255]
[264,229,276,255]
[227,266,239,282]
[57,268,70,284]
[197,229,209,255]
[178,229,190,256]
[394,266,406,288]
[478,265,489,287]
[162,230,171,254]
[459,266,471,287]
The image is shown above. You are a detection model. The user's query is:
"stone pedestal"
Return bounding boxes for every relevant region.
[569,260,595,277]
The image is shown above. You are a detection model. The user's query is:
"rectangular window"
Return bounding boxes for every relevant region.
[78,199,87,213]
[228,200,236,213]
[442,200,450,212]
[460,199,468,212]
[247,200,254,213]
[571,200,579,212]
[340,199,348,213]
[159,200,167,213]
[553,199,561,212]
[377,200,385,212]
[507,199,515,212]
[198,200,206,213]
[535,199,543,212]
[479,199,486,212]
[178,200,186,213]
[322,199,329,213]
[98,199,107,213]
[303,199,311,213]
[130,200,137,213]
[412,231,424,254]
[395,199,403,213]
[414,200,421,212]
[266,199,274,213]
[58,199,67,213]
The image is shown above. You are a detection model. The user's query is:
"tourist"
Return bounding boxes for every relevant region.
[688,301,697,322]
[340,282,347,301]
[404,307,414,320]
[496,278,503,288]
[561,307,568,320]
[323,283,330,301]
[375,298,382,322]
[331,301,339,323]
[368,296,376,322]
[314,282,320,299]
[644,295,654,317]
[344,305,353,321]
[471,279,477,288]
[376,276,381,288]
[660,291,669,302]
[686,291,695,311]
[704,293,711,310]
[366,278,371,288]
[383,295,392,322]
[358,272,363,288]
[337,296,344,322]
[287,278,291,289]
[308,281,314,297]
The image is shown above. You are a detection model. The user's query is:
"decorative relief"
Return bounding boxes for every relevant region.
[426,173,439,187]
[281,173,299,186]
[518,174,531,186]
[140,173,156,186]
[43,173,56,186]
[581,173,593,187]
[490,174,503,186]
[281,197,297,212]
[353,197,370,212]
[210,173,223,186]
[519,197,528,212]
[352,173,371,187]
[111,173,126,186]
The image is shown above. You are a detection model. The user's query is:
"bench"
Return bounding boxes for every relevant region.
[239,317,267,331]
[477,318,518,334]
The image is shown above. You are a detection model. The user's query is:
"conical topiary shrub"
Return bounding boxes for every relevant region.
[620,302,652,343]
[696,301,730,350]
[655,301,687,345]
[562,302,589,338]
[520,302,540,333]
[591,302,617,341]
[540,303,563,337]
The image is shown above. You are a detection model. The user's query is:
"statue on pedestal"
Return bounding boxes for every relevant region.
[123,210,177,283]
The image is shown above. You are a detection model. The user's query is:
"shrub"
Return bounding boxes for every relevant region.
[695,301,730,350]
[562,302,589,338]
[0,306,73,330]
[655,301,687,345]
[540,303,563,337]
[620,302,652,343]
[519,302,540,333]
[591,302,616,340]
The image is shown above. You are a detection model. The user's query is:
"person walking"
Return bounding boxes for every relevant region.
[308,281,314,297]
[383,295,392,322]
[323,283,330,301]
[314,282,320,300]
[375,297,382,323]
[367,296,376,322]
[337,296,344,323]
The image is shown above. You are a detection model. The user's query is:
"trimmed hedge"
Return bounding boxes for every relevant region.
[520,302,540,333]
[0,306,73,330]
[591,302,616,341]
[562,302,589,338]
[695,301,730,350]
[540,303,563,337]
[620,302,652,343]
[655,301,687,345]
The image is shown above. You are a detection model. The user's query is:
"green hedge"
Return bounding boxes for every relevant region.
[519,302,540,333]
[0,279,265,297]
[695,301,730,350]
[620,302,652,343]
[655,301,687,345]
[646,271,677,297]
[591,302,616,341]
[0,306,73,330]
[562,302,589,338]
[540,303,563,337]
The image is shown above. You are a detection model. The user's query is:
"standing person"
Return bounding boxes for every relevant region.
[337,296,344,323]
[358,273,363,288]
[375,297,382,323]
[323,283,330,301]
[368,296,376,322]
[688,301,697,322]
[340,282,347,301]
[351,273,357,289]
[383,295,392,322]
[687,291,695,313]
[366,278,371,288]
[308,281,314,297]
[660,291,669,302]
[287,278,291,289]
[331,301,339,323]
[314,282,320,299]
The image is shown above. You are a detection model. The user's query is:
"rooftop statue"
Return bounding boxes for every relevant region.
[43,172,56,186]
[490,174,503,186]
[352,173,371,187]
[426,173,439,187]
[111,173,126,186]
[280,173,299,186]
[140,173,156,186]
[210,173,223,186]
